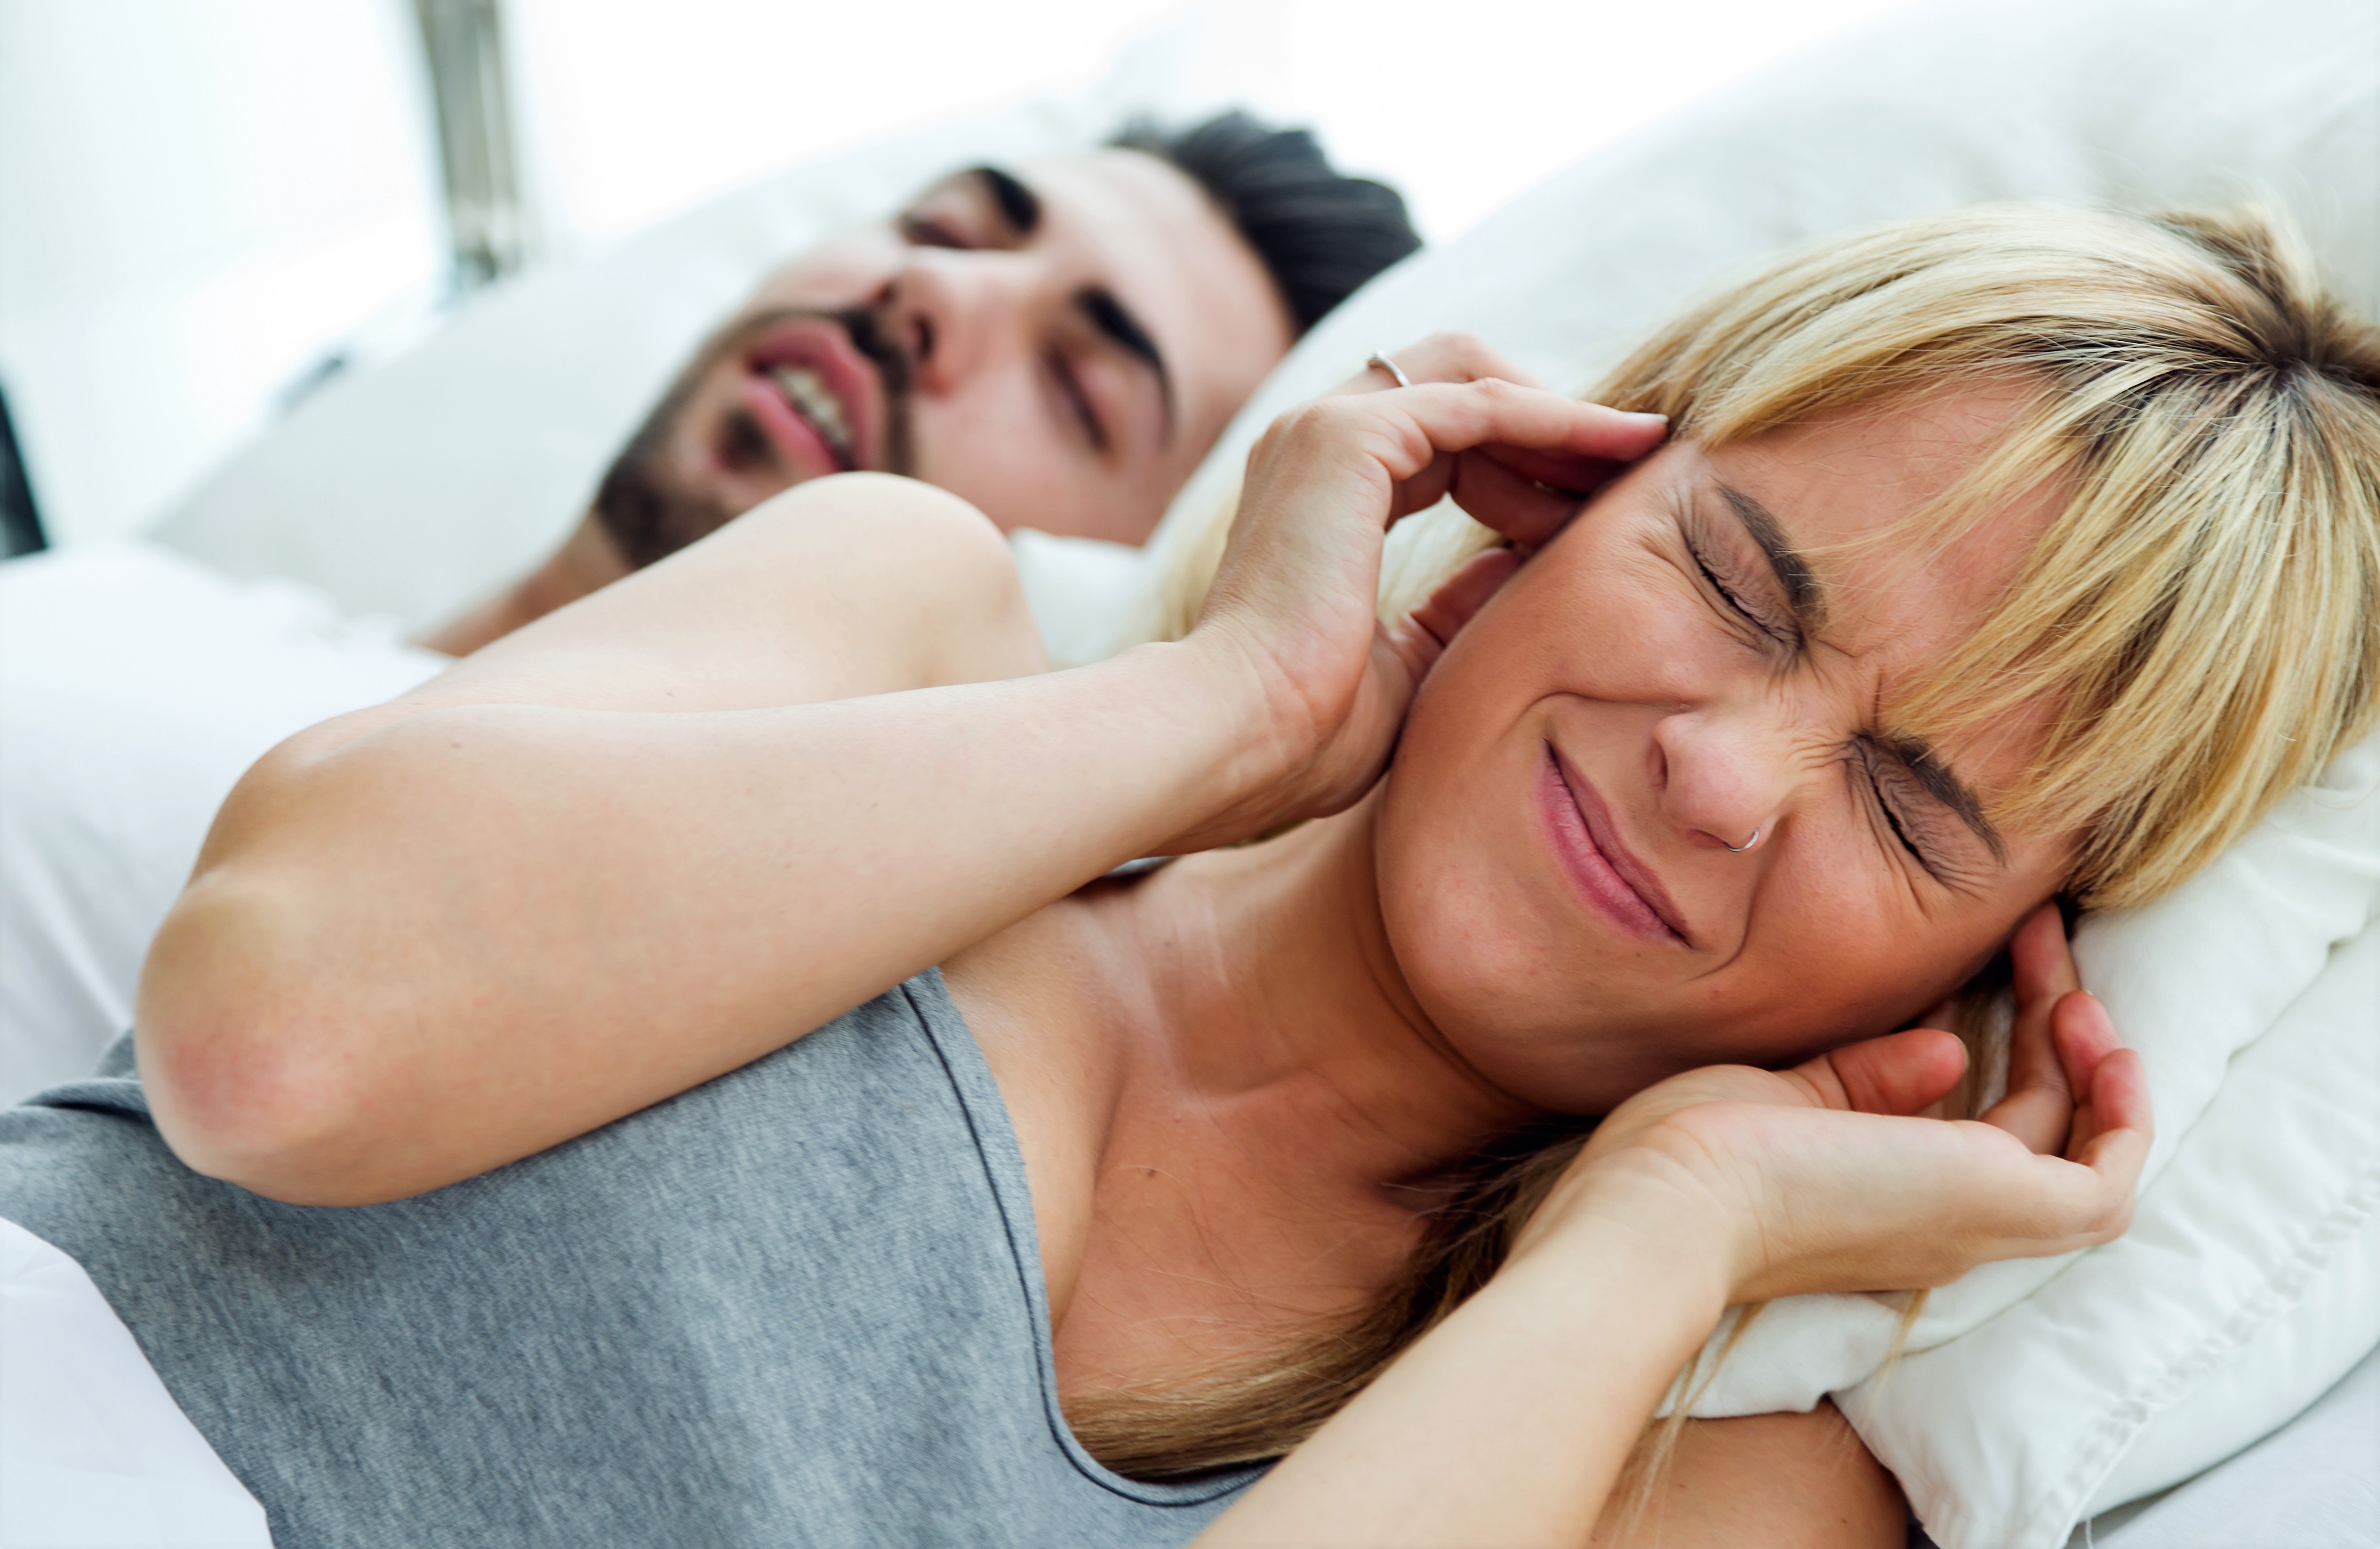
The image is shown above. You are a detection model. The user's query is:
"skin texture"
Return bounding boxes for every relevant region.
[140,342,2151,1546]
[422,148,1292,654]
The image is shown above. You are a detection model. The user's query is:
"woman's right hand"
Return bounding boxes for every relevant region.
[1164,335,1669,854]
[1516,906,2155,1305]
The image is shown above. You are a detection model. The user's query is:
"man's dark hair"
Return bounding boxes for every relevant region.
[1113,112,1420,336]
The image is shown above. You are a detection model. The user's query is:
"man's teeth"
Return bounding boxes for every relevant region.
[770,365,853,461]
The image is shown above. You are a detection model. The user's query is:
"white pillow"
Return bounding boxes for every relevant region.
[1087,0,2376,1542]
[143,96,1137,631]
[2094,1341,2380,1549]
[0,544,444,1103]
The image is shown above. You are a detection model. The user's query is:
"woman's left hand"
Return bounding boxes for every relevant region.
[1515,902,2150,1304]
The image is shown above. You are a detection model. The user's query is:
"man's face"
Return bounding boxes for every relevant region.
[593,149,1295,566]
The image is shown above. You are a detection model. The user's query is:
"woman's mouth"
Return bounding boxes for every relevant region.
[1537,744,1690,946]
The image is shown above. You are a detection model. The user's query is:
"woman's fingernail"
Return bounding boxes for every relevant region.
[1628,411,1671,425]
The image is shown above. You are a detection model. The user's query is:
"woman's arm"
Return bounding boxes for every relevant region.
[140,389,1663,1205]
[1199,1192,1734,1549]
[140,480,1260,1203]
[1202,1228,1906,1549]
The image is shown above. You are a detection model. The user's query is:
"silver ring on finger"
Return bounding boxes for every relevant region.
[1367,350,1413,389]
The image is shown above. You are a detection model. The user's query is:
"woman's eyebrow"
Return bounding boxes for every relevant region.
[1714,480,1825,632]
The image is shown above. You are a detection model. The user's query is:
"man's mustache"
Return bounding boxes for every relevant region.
[591,302,917,571]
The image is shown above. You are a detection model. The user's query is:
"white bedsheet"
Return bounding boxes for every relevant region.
[0,1217,270,1549]
[0,544,445,1104]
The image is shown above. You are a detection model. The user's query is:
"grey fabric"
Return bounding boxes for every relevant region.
[0,971,1258,1547]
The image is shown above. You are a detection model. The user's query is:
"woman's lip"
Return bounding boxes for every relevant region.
[1538,745,1691,946]
[742,317,881,471]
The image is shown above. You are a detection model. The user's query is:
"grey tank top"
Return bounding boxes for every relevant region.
[0,971,1260,1547]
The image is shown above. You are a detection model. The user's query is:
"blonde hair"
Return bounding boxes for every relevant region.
[1143,204,2380,908]
[1076,205,2380,1478]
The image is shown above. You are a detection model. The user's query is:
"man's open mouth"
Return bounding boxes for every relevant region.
[734,310,895,477]
[767,363,855,468]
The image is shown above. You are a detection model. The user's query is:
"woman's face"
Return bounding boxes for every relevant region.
[1376,389,2077,1113]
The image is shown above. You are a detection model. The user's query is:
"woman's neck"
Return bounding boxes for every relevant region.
[999,797,1546,1395]
[1115,796,1541,1201]
[952,793,1547,1394]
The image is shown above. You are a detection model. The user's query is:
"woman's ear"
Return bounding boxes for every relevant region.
[1399,546,1523,667]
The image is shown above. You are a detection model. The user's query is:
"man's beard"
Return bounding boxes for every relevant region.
[592,304,915,570]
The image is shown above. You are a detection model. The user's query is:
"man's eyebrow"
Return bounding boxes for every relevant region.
[1890,736,2009,865]
[1076,285,1176,440]
[1715,481,1825,632]
[967,166,1040,236]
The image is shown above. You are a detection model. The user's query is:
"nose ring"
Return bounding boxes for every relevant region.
[1367,350,1413,388]
[1724,828,1761,854]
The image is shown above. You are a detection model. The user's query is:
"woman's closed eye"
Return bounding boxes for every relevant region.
[1685,531,1796,650]
[1853,741,1959,878]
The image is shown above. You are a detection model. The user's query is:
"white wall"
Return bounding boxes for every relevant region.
[503,0,1190,252]
[507,0,1916,253]
[0,0,443,548]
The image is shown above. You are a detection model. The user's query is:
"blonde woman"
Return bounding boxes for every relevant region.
[6,208,2375,1547]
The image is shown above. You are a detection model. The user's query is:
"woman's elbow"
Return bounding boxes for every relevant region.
[136,868,395,1205]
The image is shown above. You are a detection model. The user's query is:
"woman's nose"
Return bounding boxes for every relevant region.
[1650,708,1795,856]
[882,251,1039,396]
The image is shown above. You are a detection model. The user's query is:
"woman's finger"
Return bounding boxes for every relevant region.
[2083,1047,2153,1157]
[1983,904,2080,1152]
[2055,993,2128,1158]
[1321,333,1547,399]
[1801,1027,1969,1116]
[1434,449,1583,549]
[2053,988,2122,1104]
[2052,1047,2156,1242]
[1367,380,1670,491]
[1471,442,1638,500]
[1996,1044,2154,1250]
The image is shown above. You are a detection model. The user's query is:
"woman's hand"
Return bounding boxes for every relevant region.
[1520,903,2153,1305]
[1167,335,1668,853]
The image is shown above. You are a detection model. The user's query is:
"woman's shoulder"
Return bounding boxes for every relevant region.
[942,900,1140,1329]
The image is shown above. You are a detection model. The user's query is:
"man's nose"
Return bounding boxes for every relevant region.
[1649,704,1802,856]
[880,250,1043,396]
